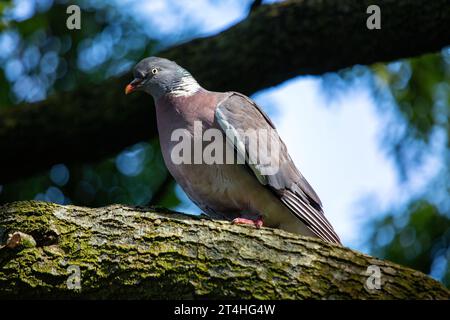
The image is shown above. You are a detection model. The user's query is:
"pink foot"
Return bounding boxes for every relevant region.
[232,217,264,229]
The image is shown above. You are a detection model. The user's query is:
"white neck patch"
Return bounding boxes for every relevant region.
[169,75,201,97]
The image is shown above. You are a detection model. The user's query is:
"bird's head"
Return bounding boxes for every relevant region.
[125,56,200,99]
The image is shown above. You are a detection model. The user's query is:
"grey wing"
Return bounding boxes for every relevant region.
[215,92,341,244]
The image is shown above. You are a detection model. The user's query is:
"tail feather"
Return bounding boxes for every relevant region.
[281,190,341,244]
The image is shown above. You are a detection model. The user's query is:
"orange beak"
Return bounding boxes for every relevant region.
[125,83,135,95]
[125,78,143,95]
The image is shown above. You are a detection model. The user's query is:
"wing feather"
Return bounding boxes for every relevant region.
[215,92,341,244]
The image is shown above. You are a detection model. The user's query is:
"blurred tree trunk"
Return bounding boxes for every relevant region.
[1,0,449,183]
[0,201,448,299]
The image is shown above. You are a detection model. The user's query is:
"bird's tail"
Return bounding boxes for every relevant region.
[281,190,341,244]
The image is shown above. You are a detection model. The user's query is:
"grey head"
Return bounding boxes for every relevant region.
[125,57,201,99]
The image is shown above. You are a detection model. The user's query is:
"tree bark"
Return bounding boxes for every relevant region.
[1,0,450,183]
[0,201,448,299]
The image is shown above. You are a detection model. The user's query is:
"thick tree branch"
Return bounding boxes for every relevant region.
[1,0,449,183]
[0,201,448,299]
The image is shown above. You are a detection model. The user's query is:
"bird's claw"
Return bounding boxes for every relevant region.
[232,217,263,229]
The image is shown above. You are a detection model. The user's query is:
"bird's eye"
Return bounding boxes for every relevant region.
[151,68,158,75]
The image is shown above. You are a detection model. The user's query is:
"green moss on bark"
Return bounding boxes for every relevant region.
[0,201,449,299]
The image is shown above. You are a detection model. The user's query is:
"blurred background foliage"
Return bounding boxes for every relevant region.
[366,52,450,286]
[0,0,448,287]
[0,0,177,209]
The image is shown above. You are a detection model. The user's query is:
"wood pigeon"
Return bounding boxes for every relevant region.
[125,57,341,244]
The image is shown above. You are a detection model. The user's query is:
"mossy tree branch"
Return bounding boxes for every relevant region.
[1,0,450,183]
[0,201,448,299]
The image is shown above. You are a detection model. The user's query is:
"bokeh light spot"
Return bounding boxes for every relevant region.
[0,31,20,60]
[40,51,59,75]
[115,144,147,177]
[375,225,395,247]
[5,59,24,82]
[22,45,41,71]
[35,186,66,204]
[45,186,65,204]
[50,164,70,187]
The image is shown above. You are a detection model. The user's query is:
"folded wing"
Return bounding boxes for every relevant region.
[215,92,341,244]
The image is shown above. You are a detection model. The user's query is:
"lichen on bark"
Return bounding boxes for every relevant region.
[0,201,448,299]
